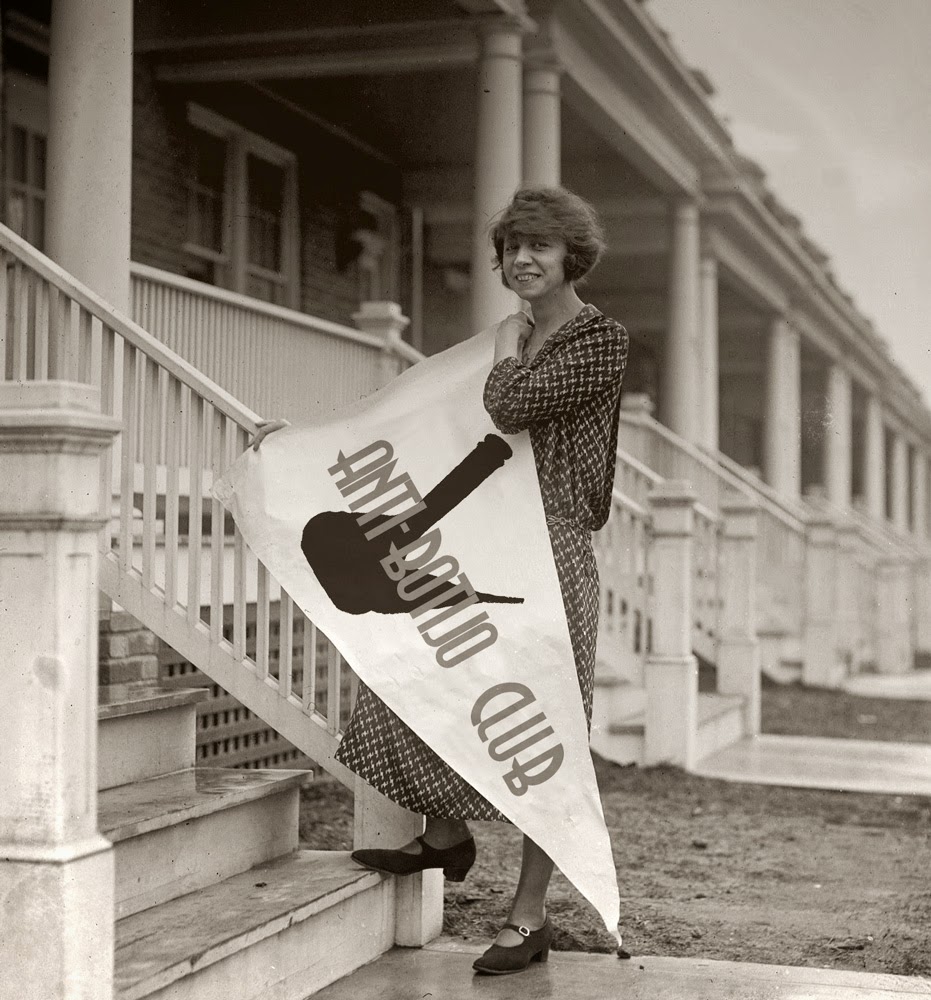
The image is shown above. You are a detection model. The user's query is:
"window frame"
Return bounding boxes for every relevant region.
[186,104,300,309]
[4,71,50,251]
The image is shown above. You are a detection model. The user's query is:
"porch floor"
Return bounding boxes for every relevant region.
[312,939,931,999]
[842,671,931,702]
[695,734,931,796]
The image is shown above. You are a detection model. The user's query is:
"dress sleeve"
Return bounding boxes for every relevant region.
[483,319,628,434]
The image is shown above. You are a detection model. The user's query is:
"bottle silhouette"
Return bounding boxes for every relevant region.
[301,434,524,614]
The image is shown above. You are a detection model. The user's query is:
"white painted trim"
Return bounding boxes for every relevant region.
[188,102,295,166]
[130,262,382,349]
[158,44,478,84]
[556,26,700,195]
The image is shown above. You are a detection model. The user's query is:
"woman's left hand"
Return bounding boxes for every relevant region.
[249,418,290,451]
[493,312,534,363]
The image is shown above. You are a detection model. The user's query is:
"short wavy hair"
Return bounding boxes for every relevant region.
[491,187,607,288]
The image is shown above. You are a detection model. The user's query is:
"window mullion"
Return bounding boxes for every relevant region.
[229,132,249,295]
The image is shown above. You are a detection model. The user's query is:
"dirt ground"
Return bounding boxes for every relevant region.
[299,684,931,977]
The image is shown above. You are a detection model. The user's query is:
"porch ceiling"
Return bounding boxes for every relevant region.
[249,72,658,193]
[272,72,476,168]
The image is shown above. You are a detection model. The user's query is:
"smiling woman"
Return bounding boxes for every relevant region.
[337,186,629,975]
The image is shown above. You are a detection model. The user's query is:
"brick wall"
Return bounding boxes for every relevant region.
[129,71,403,329]
[131,60,188,276]
[98,610,161,700]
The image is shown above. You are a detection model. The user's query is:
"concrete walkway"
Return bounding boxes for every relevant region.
[695,735,931,796]
[315,939,931,999]
[842,672,931,702]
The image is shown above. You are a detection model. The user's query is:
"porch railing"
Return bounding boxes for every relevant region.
[130,263,391,427]
[619,403,806,639]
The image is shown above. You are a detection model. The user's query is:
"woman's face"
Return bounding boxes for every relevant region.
[502,234,569,302]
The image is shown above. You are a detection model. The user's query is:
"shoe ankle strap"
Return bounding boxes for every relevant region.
[502,920,547,937]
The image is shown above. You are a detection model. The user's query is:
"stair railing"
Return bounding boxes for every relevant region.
[0,223,417,787]
[619,404,806,641]
[613,447,722,678]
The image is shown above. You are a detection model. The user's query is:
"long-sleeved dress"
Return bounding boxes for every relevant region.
[334,303,629,820]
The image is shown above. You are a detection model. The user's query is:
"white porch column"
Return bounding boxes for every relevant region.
[824,362,852,509]
[0,382,120,1000]
[864,393,885,522]
[763,316,801,500]
[699,254,719,451]
[661,200,702,442]
[46,0,132,311]
[911,444,927,540]
[471,20,523,334]
[522,59,561,187]
[891,431,909,534]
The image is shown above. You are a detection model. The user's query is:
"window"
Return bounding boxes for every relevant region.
[185,129,228,285]
[186,105,299,308]
[4,73,49,251]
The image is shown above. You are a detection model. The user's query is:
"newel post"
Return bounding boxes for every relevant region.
[717,498,761,735]
[353,301,411,388]
[834,521,861,675]
[352,779,443,947]
[875,558,915,674]
[0,382,120,1000]
[802,510,842,687]
[912,556,931,659]
[644,481,699,768]
[619,393,654,463]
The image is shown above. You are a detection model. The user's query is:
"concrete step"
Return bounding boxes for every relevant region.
[591,688,746,768]
[100,767,309,919]
[695,693,745,762]
[590,679,646,766]
[98,687,210,790]
[115,851,393,1000]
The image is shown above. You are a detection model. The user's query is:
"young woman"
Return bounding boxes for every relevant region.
[252,186,627,974]
[334,186,629,975]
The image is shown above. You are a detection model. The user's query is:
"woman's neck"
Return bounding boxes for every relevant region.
[528,285,586,340]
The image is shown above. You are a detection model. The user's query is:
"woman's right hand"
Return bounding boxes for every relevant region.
[249,418,290,451]
[493,312,534,363]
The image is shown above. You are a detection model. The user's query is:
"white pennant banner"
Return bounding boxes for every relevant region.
[214,329,620,937]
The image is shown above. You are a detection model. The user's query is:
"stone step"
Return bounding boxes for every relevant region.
[100,767,309,919]
[115,851,393,1000]
[98,687,210,790]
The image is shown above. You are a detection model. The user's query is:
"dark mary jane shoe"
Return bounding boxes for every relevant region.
[472,918,553,976]
[351,834,476,882]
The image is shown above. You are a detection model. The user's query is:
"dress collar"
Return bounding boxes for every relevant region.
[523,303,601,366]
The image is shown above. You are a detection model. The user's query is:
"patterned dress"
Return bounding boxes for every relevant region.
[335,304,629,820]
